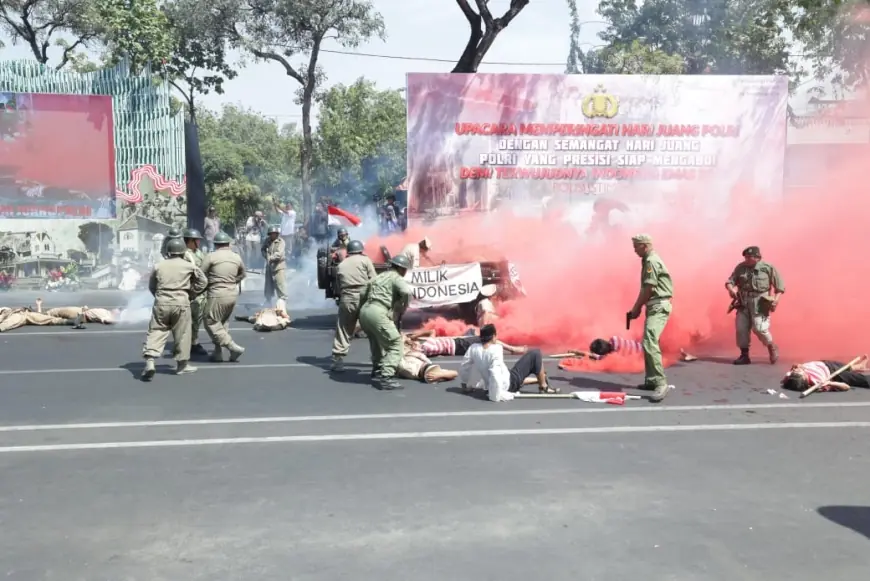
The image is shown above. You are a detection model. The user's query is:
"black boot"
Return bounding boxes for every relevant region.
[733,349,751,365]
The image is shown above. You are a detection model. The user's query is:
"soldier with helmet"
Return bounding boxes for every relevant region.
[140,238,208,381]
[262,225,288,310]
[358,254,413,390]
[182,227,208,356]
[160,226,183,259]
[199,231,247,362]
[725,246,785,365]
[330,228,350,252]
[330,239,377,372]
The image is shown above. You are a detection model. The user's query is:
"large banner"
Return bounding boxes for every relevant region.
[405,74,789,218]
[406,262,483,308]
[0,92,116,219]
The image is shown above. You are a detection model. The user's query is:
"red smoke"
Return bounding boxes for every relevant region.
[368,94,870,369]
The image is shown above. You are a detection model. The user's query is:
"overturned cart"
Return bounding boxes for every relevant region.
[316,244,526,322]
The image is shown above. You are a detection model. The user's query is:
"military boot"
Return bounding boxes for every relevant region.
[768,343,779,364]
[210,347,224,362]
[227,342,245,362]
[378,376,404,391]
[733,349,751,365]
[191,343,208,356]
[330,356,345,372]
[140,358,156,382]
[649,383,671,403]
[176,361,198,375]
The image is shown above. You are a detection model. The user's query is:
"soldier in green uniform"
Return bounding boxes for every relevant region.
[182,228,208,356]
[331,240,377,372]
[725,246,785,365]
[262,225,288,308]
[358,254,412,390]
[141,238,208,381]
[627,234,673,403]
[200,232,247,362]
[330,228,350,252]
[160,227,183,259]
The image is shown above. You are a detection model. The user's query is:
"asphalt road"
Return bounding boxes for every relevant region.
[1,299,869,580]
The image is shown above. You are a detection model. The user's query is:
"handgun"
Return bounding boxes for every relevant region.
[625,312,632,330]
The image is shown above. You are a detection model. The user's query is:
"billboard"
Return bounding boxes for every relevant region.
[405,74,789,219]
[0,92,116,219]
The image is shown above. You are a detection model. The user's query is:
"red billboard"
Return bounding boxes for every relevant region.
[0,92,116,219]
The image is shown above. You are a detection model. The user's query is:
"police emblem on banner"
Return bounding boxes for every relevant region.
[581,85,619,119]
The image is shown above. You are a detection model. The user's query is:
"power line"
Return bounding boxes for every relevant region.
[319,48,568,66]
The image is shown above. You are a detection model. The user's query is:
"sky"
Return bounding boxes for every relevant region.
[0,0,605,126]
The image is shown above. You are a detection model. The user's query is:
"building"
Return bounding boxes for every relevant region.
[0,230,72,278]
[117,216,171,259]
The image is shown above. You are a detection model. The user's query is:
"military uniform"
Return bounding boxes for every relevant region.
[726,247,784,364]
[358,256,412,389]
[331,241,377,371]
[160,227,183,259]
[263,227,288,305]
[200,232,246,362]
[141,239,208,381]
[182,228,207,355]
[633,234,673,400]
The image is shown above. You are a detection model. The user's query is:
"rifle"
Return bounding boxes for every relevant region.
[727,296,742,314]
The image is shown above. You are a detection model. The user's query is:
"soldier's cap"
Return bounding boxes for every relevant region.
[631,233,653,244]
[480,284,497,297]
[742,246,761,257]
[421,237,431,250]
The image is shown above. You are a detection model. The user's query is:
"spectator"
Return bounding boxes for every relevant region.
[203,206,220,252]
[272,199,297,265]
[244,211,266,268]
[307,201,329,245]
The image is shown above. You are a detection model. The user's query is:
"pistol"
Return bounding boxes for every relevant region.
[727,298,741,314]
[625,312,632,330]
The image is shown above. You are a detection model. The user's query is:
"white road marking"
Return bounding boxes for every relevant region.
[2,401,870,432]
[2,421,869,453]
[2,327,262,337]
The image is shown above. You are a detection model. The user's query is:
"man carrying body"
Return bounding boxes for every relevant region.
[140,238,208,381]
[781,358,870,393]
[182,228,208,356]
[626,234,673,402]
[358,254,412,390]
[331,240,377,372]
[725,246,785,365]
[160,227,182,259]
[200,231,246,362]
[400,237,432,269]
[262,225,288,311]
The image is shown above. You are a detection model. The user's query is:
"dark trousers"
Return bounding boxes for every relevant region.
[824,361,870,388]
[509,349,543,392]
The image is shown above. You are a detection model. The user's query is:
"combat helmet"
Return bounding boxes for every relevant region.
[337,227,348,237]
[182,228,202,239]
[346,240,364,254]
[390,254,411,270]
[166,227,182,239]
[268,225,281,235]
[213,231,232,245]
[166,238,187,256]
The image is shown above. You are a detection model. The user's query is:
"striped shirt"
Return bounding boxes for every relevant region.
[610,336,643,355]
[419,336,456,357]
[787,361,830,388]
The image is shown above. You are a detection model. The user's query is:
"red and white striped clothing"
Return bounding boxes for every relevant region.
[786,361,830,388]
[610,336,643,355]
[419,336,456,357]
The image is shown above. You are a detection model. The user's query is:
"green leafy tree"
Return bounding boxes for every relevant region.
[97,0,173,74]
[218,0,385,218]
[313,78,406,204]
[581,40,686,74]
[452,0,531,72]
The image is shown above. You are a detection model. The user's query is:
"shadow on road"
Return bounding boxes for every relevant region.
[291,313,335,330]
[566,375,634,392]
[295,355,375,387]
[818,506,870,541]
[119,361,176,380]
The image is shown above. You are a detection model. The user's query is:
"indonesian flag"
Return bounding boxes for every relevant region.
[327,205,362,227]
[570,391,638,405]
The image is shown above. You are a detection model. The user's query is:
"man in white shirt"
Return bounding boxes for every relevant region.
[459,323,557,402]
[272,199,297,265]
[244,211,266,268]
[400,237,432,268]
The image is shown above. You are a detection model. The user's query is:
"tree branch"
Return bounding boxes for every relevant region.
[452,0,483,73]
[56,36,89,70]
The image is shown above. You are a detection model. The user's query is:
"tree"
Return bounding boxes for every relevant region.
[313,78,406,203]
[580,40,686,74]
[97,0,173,74]
[220,0,385,218]
[452,0,531,73]
[0,0,100,68]
[161,0,238,121]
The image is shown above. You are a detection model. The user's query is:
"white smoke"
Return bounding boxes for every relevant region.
[116,290,154,324]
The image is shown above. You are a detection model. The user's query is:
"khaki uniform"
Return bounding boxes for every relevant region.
[263,237,288,302]
[401,243,421,268]
[358,270,411,377]
[184,247,206,346]
[0,308,71,331]
[200,248,246,350]
[397,345,444,383]
[235,308,291,331]
[332,253,377,359]
[640,251,673,388]
[727,261,784,349]
[143,257,207,362]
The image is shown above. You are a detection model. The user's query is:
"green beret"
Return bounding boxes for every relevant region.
[632,233,653,244]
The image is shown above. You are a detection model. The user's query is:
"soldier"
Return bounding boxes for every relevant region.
[330,228,350,252]
[626,233,673,403]
[400,237,432,268]
[262,225,288,310]
[200,231,246,362]
[182,228,208,356]
[358,254,412,390]
[725,246,785,365]
[141,238,208,381]
[331,240,377,372]
[160,227,183,259]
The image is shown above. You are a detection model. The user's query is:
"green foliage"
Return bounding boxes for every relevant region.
[313,78,406,203]
[582,40,686,74]
[209,178,263,231]
[96,0,173,74]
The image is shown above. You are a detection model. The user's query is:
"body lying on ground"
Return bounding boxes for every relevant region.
[234,308,291,331]
[0,307,73,332]
[396,336,459,383]
[781,358,870,393]
[588,336,697,362]
[406,328,526,357]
